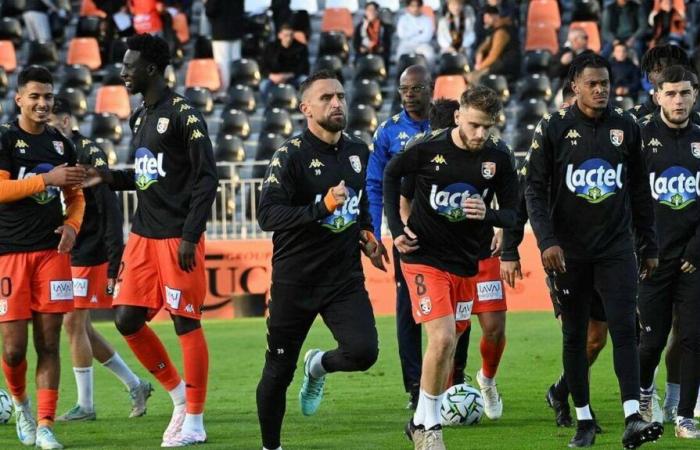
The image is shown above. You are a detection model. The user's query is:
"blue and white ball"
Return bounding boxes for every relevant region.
[440,384,484,426]
[0,388,13,424]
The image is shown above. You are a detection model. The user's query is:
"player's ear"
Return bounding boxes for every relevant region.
[299,100,311,119]
[453,108,460,126]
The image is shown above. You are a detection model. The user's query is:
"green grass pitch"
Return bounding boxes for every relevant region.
[0,313,696,449]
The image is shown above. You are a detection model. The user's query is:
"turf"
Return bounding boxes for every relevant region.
[0,312,696,449]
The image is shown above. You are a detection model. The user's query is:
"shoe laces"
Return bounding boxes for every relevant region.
[679,418,699,430]
[423,428,442,446]
[37,426,56,442]
[481,383,499,403]
[16,406,35,426]
[640,393,652,412]
[304,375,324,397]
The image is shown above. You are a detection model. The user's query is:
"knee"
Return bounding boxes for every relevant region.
[62,314,83,338]
[481,323,505,343]
[586,332,607,357]
[261,351,297,387]
[429,329,457,358]
[2,346,26,366]
[34,337,60,357]
[114,307,146,336]
[343,339,379,372]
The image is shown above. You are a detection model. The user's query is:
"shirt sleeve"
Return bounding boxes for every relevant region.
[627,122,658,259]
[484,151,518,229]
[383,145,421,239]
[366,124,391,239]
[358,151,374,233]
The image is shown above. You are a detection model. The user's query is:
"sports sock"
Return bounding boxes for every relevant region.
[641,385,654,395]
[169,380,186,407]
[73,366,94,411]
[181,412,204,434]
[123,325,181,391]
[477,368,495,386]
[1,358,27,403]
[37,388,58,427]
[179,327,208,414]
[102,352,140,390]
[480,337,506,379]
[623,400,640,418]
[665,383,680,409]
[553,372,569,400]
[309,351,327,378]
[575,405,593,420]
[416,390,441,429]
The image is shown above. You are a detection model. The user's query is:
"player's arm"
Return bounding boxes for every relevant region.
[90,147,124,278]
[400,173,416,223]
[382,146,419,240]
[359,157,389,271]
[257,149,335,231]
[366,124,390,239]
[484,151,518,229]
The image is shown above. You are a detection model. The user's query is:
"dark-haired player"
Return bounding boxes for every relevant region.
[85,34,218,447]
[0,65,86,449]
[525,52,662,448]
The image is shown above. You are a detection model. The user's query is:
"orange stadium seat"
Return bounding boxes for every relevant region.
[0,41,17,73]
[95,85,131,120]
[433,75,467,101]
[525,23,559,54]
[79,0,107,17]
[570,21,601,53]
[186,59,222,92]
[421,5,436,24]
[527,0,561,29]
[173,12,190,44]
[321,8,354,38]
[67,37,102,70]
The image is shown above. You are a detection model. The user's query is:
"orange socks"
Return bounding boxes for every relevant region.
[179,328,209,414]
[480,337,506,379]
[37,389,58,427]
[124,325,181,391]
[2,358,27,402]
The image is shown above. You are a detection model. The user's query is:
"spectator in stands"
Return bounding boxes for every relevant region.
[571,0,601,21]
[610,41,642,99]
[396,0,436,65]
[550,27,590,85]
[648,0,686,48]
[470,5,520,83]
[260,23,310,101]
[205,0,245,100]
[437,0,476,58]
[474,0,517,47]
[353,2,392,68]
[601,0,646,57]
[23,0,62,42]
[129,0,164,36]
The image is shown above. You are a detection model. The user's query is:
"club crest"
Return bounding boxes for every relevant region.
[157,118,170,134]
[349,155,362,173]
[481,162,496,180]
[610,129,624,147]
[52,141,64,155]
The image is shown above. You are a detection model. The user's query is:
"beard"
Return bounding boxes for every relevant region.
[318,114,347,133]
[459,128,485,152]
[661,106,689,125]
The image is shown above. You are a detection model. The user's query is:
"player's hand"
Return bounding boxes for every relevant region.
[178,240,197,272]
[55,225,77,253]
[42,164,86,187]
[394,226,419,254]
[542,245,566,273]
[360,231,389,272]
[640,258,658,280]
[681,259,697,273]
[491,228,503,256]
[80,165,113,188]
[331,180,348,205]
[462,197,486,220]
[500,260,522,289]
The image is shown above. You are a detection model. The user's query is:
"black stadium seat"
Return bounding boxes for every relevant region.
[62,65,93,94]
[57,87,88,119]
[231,59,261,89]
[215,135,246,163]
[253,133,286,179]
[612,96,635,111]
[351,79,383,110]
[102,63,125,86]
[0,17,22,48]
[397,53,428,79]
[313,55,344,84]
[517,98,548,125]
[262,109,294,138]
[438,52,469,77]
[76,16,104,40]
[0,67,8,98]
[219,109,251,140]
[93,138,117,165]
[266,84,298,112]
[227,85,256,114]
[91,113,123,144]
[517,74,552,102]
[348,129,372,145]
[355,54,387,83]
[347,104,378,133]
[27,41,59,71]
[184,87,214,115]
[524,50,552,75]
[480,74,510,104]
[318,31,349,63]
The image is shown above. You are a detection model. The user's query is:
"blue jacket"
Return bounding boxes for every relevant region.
[366,110,430,238]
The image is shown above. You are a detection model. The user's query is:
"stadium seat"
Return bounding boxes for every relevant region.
[95,85,131,120]
[570,21,601,53]
[325,0,359,12]
[524,50,553,75]
[67,37,102,71]
[262,108,294,138]
[62,65,93,94]
[512,123,538,154]
[379,8,395,25]
[313,55,344,83]
[433,75,468,101]
[102,63,125,86]
[253,133,287,178]
[351,79,383,110]
[397,53,429,79]
[184,87,214,115]
[220,109,251,140]
[0,18,22,48]
[227,84,257,114]
[107,37,128,65]
[348,104,378,133]
[242,33,264,59]
[480,74,510,104]
[216,135,246,163]
[1,0,25,17]
[321,8,354,37]
[165,65,177,89]
[0,41,16,73]
[230,59,261,89]
[185,58,222,92]
[58,87,88,119]
[266,84,298,112]
[518,98,549,124]
[0,68,8,98]
[527,0,561,30]
[76,16,103,39]
[348,129,373,144]
[79,0,107,17]
[27,41,59,71]
[173,12,190,44]
[517,74,552,102]
[318,31,350,63]
[291,0,320,14]
[612,96,635,111]
[355,54,387,83]
[525,23,559,54]
[438,52,470,77]
[91,112,123,144]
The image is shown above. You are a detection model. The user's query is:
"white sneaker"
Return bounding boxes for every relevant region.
[476,369,503,420]
[161,430,207,447]
[694,397,700,419]
[13,399,36,446]
[162,406,186,444]
[675,417,700,439]
[651,391,663,424]
[129,378,154,418]
[35,426,63,450]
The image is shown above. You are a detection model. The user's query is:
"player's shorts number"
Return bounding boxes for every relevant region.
[415,274,426,296]
[0,277,11,297]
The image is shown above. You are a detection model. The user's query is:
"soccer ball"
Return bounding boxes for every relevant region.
[0,389,12,424]
[440,383,484,426]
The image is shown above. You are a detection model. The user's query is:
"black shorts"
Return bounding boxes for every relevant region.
[547,274,607,322]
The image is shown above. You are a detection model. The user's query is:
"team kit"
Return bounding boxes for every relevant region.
[0,33,699,450]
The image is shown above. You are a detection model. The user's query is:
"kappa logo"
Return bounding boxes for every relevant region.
[81,139,91,147]
[610,129,624,147]
[392,114,400,123]
[455,300,473,321]
[72,278,88,297]
[157,118,170,134]
[289,138,301,147]
[648,138,663,148]
[186,115,199,126]
[270,157,281,168]
[50,280,73,301]
[277,146,288,153]
[15,139,28,149]
[419,296,432,315]
[134,116,142,132]
[90,294,98,303]
[431,154,447,165]
[535,123,543,135]
[265,174,279,184]
[0,298,6,316]
[94,157,106,167]
[190,129,204,141]
[309,159,324,169]
[566,129,581,145]
[184,304,195,313]
[490,135,500,145]
[165,286,181,310]
[476,281,503,301]
[179,103,192,112]
[397,131,409,140]
[89,146,101,155]
[530,140,540,151]
[173,97,183,105]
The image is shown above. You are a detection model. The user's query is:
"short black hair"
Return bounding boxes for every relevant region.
[484,5,500,15]
[52,97,72,116]
[568,51,611,81]
[17,65,53,89]
[366,1,379,9]
[407,0,423,7]
[278,22,293,32]
[656,65,699,90]
[562,81,575,103]
[459,85,502,119]
[299,70,341,97]
[429,99,459,128]
[641,44,691,77]
[126,33,170,74]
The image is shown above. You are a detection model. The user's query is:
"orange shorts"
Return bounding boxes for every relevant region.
[0,249,73,322]
[401,262,474,333]
[113,234,206,320]
[71,262,112,309]
[472,256,507,314]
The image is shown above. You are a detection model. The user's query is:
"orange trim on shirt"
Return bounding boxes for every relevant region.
[0,170,47,203]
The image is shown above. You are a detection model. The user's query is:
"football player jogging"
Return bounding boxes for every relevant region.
[256,70,385,450]
[384,86,519,450]
[49,98,153,422]
[525,53,663,448]
[0,65,86,449]
[636,65,700,439]
[84,34,218,447]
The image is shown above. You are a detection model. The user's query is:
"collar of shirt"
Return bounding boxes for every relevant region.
[400,109,430,131]
[570,102,612,126]
[652,110,694,137]
[144,88,175,110]
[303,128,345,154]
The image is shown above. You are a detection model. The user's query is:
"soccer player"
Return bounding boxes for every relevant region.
[256,70,384,450]
[367,64,431,409]
[636,65,700,439]
[84,34,218,447]
[49,98,153,422]
[0,65,86,449]
[384,85,519,449]
[525,53,663,448]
